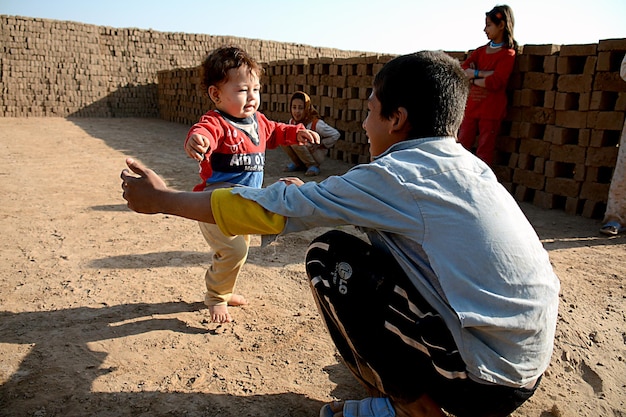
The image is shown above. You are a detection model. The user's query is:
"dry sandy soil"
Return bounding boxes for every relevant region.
[0,117,624,417]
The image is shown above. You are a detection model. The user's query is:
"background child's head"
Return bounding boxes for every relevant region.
[201,46,263,93]
[373,51,468,139]
[289,91,319,124]
[486,5,517,49]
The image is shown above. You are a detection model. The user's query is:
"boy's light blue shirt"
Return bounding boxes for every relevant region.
[232,136,560,388]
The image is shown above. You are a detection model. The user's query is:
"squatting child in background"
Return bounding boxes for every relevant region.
[281,91,340,176]
[183,46,319,323]
[457,4,518,165]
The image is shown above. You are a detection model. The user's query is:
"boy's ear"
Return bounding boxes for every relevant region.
[389,107,410,134]
[208,85,220,103]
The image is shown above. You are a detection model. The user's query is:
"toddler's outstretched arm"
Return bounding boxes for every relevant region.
[184,133,210,161]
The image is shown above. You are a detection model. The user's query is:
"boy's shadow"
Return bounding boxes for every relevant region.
[0,302,327,416]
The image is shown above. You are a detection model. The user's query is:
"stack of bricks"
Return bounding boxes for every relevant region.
[3,15,625,218]
[0,15,370,118]
[261,55,395,164]
[495,39,626,218]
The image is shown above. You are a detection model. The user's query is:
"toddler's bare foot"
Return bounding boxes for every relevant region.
[228,293,248,306]
[209,304,233,323]
[208,294,248,323]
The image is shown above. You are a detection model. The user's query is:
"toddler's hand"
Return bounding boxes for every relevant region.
[278,177,304,187]
[185,133,210,161]
[296,129,320,145]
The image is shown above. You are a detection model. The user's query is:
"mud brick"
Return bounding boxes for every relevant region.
[543,91,556,109]
[522,44,561,56]
[508,121,522,138]
[596,51,622,72]
[545,160,585,181]
[598,39,626,51]
[585,166,615,184]
[593,72,626,92]
[590,91,618,112]
[556,56,591,75]
[519,138,550,157]
[586,146,618,167]
[555,92,580,110]
[590,128,622,147]
[513,184,534,202]
[523,107,556,124]
[580,182,610,202]
[523,72,556,90]
[513,169,545,190]
[545,177,581,198]
[555,110,587,129]
[516,55,547,73]
[533,191,559,209]
[507,153,519,168]
[587,111,625,130]
[517,153,534,170]
[549,144,586,163]
[544,125,579,145]
[534,157,546,174]
[556,74,593,93]
[352,76,373,88]
[543,55,558,74]
[520,89,546,107]
[564,197,584,215]
[581,199,605,218]
[558,44,598,57]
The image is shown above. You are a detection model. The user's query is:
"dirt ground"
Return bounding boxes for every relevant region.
[0,117,624,417]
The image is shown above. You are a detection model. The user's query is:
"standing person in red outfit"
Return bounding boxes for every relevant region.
[458,4,517,165]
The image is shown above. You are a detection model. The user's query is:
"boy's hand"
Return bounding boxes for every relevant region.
[296,129,320,145]
[121,158,169,214]
[185,133,210,161]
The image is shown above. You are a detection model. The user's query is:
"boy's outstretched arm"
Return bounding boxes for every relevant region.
[121,158,216,223]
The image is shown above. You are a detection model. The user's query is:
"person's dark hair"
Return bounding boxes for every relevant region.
[373,51,469,138]
[487,4,518,50]
[201,46,263,90]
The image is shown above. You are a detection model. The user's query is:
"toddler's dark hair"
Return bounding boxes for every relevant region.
[201,46,263,90]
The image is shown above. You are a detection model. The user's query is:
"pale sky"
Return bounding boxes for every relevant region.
[1,0,624,55]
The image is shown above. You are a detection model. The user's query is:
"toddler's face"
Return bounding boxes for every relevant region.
[213,66,260,118]
[290,98,306,122]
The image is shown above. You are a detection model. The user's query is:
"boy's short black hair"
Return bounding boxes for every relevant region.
[201,46,263,90]
[373,51,468,138]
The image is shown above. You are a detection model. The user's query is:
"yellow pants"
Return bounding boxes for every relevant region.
[198,221,250,307]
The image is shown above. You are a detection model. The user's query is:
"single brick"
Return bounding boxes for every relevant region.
[555,110,587,129]
[557,74,593,93]
[545,177,581,197]
[559,44,598,56]
[587,111,625,130]
[513,169,546,190]
[586,146,618,167]
[523,72,556,90]
[580,182,610,201]
[550,144,586,163]
[519,138,551,157]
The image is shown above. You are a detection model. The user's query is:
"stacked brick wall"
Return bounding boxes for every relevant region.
[495,39,626,218]
[0,15,370,117]
[158,43,626,218]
